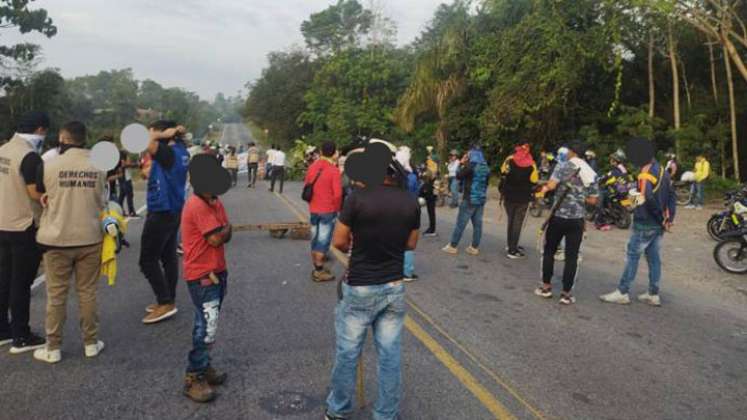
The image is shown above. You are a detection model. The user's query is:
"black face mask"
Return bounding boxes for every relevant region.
[59,143,83,154]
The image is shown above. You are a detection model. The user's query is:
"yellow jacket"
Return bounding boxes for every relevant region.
[694,159,710,182]
[100,209,128,286]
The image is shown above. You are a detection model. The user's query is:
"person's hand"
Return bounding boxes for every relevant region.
[176,125,187,135]
[40,194,49,208]
[663,221,673,233]
[160,127,179,139]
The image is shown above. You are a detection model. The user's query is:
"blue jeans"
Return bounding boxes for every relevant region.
[186,272,227,374]
[327,282,406,420]
[449,177,459,207]
[310,212,337,253]
[690,182,705,206]
[450,201,484,248]
[403,250,414,277]
[617,227,663,295]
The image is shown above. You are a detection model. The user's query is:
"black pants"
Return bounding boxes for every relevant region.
[542,217,584,293]
[247,163,258,186]
[118,179,135,215]
[504,201,529,253]
[425,198,436,233]
[0,227,42,339]
[270,166,285,193]
[108,180,118,202]
[139,212,180,305]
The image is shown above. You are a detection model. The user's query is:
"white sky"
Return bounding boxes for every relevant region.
[2,0,444,100]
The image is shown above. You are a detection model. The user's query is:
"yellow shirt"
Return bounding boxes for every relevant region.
[694,159,710,182]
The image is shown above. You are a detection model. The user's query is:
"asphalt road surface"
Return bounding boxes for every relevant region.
[1,124,745,420]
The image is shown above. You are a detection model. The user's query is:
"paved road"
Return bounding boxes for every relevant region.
[1,124,745,420]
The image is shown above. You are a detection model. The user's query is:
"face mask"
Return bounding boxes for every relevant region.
[22,134,45,153]
[59,144,76,154]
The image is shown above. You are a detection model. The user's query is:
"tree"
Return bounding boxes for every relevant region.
[0,0,56,87]
[300,0,374,56]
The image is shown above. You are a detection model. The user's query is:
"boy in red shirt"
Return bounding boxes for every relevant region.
[180,155,232,403]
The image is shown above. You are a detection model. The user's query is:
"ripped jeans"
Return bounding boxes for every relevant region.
[186,271,227,374]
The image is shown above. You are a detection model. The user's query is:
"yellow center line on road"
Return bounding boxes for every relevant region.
[271,191,537,420]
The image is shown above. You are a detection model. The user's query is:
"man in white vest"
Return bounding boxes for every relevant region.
[32,121,106,364]
[0,111,49,354]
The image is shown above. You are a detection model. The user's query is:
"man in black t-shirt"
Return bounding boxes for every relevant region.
[325,141,419,420]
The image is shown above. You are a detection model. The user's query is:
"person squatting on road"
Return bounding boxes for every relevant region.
[600,138,677,307]
[324,140,420,420]
[500,143,539,260]
[442,145,490,256]
[447,149,461,208]
[0,111,48,354]
[139,121,189,325]
[180,154,232,403]
[305,141,342,283]
[31,121,107,363]
[246,142,260,187]
[534,141,599,305]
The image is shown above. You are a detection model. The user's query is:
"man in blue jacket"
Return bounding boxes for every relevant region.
[601,138,677,307]
[140,120,190,324]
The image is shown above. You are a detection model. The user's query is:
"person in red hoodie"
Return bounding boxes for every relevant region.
[305,141,342,282]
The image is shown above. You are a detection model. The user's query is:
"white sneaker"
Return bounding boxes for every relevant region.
[465,246,480,256]
[441,244,458,255]
[638,292,661,307]
[33,347,62,364]
[600,290,631,304]
[684,204,695,209]
[85,340,105,358]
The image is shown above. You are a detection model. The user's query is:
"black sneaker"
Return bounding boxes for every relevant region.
[0,331,11,347]
[9,332,46,354]
[506,250,526,260]
[533,285,553,299]
[559,293,576,305]
[325,411,347,420]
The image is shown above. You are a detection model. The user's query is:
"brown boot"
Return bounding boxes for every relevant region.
[312,269,335,283]
[205,366,227,386]
[184,373,216,403]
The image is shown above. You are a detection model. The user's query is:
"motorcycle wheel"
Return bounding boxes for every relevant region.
[676,185,691,206]
[714,239,747,274]
[707,214,726,241]
[529,200,543,218]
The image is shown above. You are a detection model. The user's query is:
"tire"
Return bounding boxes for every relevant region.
[676,185,691,206]
[529,200,543,218]
[707,214,726,241]
[613,207,632,230]
[714,239,747,274]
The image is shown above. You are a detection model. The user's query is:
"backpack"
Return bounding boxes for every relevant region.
[302,168,324,203]
[470,163,490,206]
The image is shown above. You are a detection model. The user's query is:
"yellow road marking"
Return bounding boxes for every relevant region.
[271,192,532,420]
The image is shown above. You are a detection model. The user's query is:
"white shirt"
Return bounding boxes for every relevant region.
[272,150,286,167]
[266,149,276,164]
[447,160,460,177]
[42,148,61,162]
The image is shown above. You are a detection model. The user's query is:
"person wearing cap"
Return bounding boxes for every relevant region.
[446,150,461,208]
[534,140,599,305]
[601,138,677,307]
[324,141,420,420]
[500,143,539,259]
[32,121,107,364]
[246,142,260,188]
[0,111,49,354]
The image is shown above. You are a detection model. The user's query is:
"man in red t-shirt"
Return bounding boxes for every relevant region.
[304,141,342,282]
[180,155,232,403]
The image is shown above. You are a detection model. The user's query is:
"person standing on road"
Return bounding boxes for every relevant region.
[324,141,420,420]
[534,141,599,305]
[180,154,232,403]
[500,143,539,259]
[118,150,138,217]
[442,145,490,256]
[225,147,239,187]
[246,142,260,188]
[32,122,107,364]
[269,146,286,194]
[140,121,190,325]
[396,147,420,282]
[601,139,677,307]
[665,152,678,179]
[447,150,460,208]
[305,141,342,283]
[686,153,710,210]
[0,111,48,354]
[419,162,438,237]
[265,144,276,182]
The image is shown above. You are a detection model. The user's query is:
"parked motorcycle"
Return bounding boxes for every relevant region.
[707,190,747,241]
[589,177,634,229]
[714,229,747,274]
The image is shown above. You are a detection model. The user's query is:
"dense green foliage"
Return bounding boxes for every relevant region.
[238,0,743,181]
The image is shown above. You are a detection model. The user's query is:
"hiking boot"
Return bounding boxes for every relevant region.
[559,293,576,305]
[142,304,178,324]
[184,373,216,403]
[205,366,228,386]
[441,244,458,255]
[404,274,419,282]
[145,304,158,313]
[9,332,46,354]
[533,285,553,299]
[600,290,631,305]
[638,292,661,307]
[33,346,61,364]
[466,246,480,256]
[84,340,105,358]
[312,269,335,283]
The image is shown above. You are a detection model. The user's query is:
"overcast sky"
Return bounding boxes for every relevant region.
[3,0,444,100]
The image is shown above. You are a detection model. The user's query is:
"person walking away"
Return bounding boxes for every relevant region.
[501,143,539,259]
[305,141,342,283]
[180,155,232,402]
[534,141,599,305]
[442,146,490,256]
[246,142,260,187]
[269,147,286,194]
[32,122,106,363]
[324,141,420,420]
[447,150,460,208]
[118,151,138,217]
[601,141,677,307]
[139,121,190,324]
[265,145,276,182]
[225,147,239,187]
[0,111,48,354]
[686,153,710,210]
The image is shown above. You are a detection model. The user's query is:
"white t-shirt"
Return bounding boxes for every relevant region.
[447,160,460,177]
[266,149,276,164]
[42,148,60,162]
[273,150,286,167]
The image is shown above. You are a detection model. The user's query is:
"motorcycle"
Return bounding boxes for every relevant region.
[589,177,634,229]
[707,190,747,241]
[713,229,747,274]
[529,180,554,218]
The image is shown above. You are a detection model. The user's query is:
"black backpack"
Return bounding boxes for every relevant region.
[302,169,323,203]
